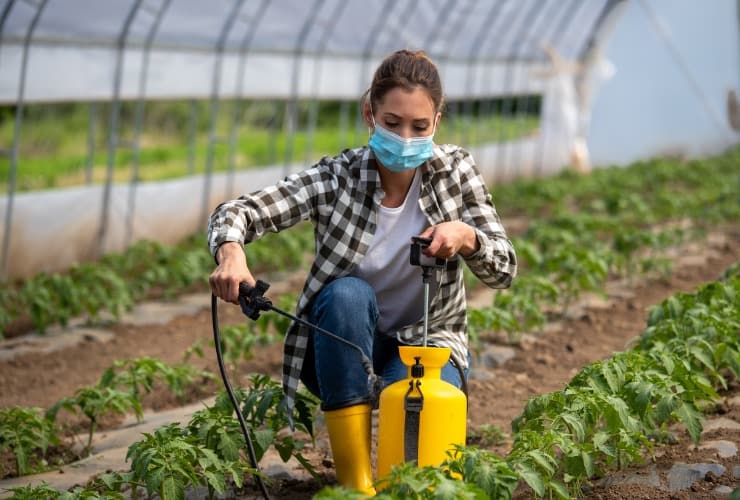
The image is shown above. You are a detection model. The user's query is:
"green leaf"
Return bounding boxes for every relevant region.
[676,402,703,445]
[517,464,545,497]
[530,449,556,475]
[161,476,182,500]
[203,469,226,494]
[548,479,571,499]
[252,429,274,461]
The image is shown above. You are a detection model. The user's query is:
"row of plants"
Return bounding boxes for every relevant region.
[0,295,299,481]
[6,260,737,499]
[0,355,212,478]
[0,224,313,337]
[2,147,736,339]
[314,264,739,499]
[467,146,739,347]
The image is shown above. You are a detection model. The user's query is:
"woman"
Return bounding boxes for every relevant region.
[208,49,516,494]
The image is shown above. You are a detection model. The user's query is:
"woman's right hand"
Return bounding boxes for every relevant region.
[209,241,256,304]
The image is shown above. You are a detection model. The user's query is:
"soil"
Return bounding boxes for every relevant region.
[0,227,738,499]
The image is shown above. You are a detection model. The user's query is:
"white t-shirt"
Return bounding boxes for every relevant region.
[351,170,433,335]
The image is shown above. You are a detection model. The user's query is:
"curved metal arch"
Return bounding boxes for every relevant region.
[435,0,489,146]
[124,0,173,246]
[225,0,269,197]
[200,0,250,228]
[343,0,397,149]
[494,0,551,182]
[283,0,326,174]
[304,0,349,166]
[1,0,49,279]
[381,0,421,51]
[462,1,509,148]
[97,0,144,256]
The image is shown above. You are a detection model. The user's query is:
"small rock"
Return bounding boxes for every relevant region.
[518,333,539,351]
[712,485,733,495]
[598,465,662,489]
[701,417,740,434]
[733,465,740,479]
[667,463,727,491]
[535,353,554,366]
[514,373,529,383]
[698,440,738,458]
[468,369,496,381]
[479,345,516,369]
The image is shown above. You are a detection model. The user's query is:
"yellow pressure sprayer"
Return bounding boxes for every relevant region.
[376,237,468,480]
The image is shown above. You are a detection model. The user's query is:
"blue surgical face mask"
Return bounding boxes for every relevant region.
[368,105,436,173]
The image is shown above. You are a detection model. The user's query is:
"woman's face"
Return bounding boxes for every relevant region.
[368,86,440,139]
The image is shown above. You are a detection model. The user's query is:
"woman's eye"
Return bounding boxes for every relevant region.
[414,126,428,132]
[385,122,399,128]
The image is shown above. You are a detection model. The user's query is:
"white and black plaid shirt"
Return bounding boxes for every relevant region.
[208,144,517,422]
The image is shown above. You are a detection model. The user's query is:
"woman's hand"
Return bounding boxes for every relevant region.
[209,241,256,304]
[418,222,480,260]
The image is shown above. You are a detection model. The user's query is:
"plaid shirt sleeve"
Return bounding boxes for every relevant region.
[207,160,338,255]
[456,150,518,288]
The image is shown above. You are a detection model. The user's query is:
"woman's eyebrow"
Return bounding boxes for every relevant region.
[382,112,431,123]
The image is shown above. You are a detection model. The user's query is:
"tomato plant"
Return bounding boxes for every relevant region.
[0,407,60,476]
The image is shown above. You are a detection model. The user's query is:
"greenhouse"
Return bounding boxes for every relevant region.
[0,0,738,498]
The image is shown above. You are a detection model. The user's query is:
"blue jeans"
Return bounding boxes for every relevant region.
[299,276,469,411]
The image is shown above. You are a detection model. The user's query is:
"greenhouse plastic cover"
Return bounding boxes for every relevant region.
[0,0,616,102]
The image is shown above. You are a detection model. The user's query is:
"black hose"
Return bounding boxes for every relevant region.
[211,294,271,500]
[450,355,469,400]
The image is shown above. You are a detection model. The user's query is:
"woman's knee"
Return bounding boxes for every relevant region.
[321,276,375,306]
[313,277,377,321]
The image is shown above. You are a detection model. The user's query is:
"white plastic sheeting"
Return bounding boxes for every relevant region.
[0,0,613,102]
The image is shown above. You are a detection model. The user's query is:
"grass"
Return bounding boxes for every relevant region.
[0,99,539,192]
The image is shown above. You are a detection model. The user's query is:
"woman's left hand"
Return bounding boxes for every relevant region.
[417,222,480,260]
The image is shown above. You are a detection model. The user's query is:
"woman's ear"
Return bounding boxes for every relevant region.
[363,101,374,128]
[433,111,442,130]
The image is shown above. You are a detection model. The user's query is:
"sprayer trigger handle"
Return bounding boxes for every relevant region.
[239,280,270,297]
[238,280,271,320]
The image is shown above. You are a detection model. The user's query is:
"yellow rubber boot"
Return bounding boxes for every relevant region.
[324,404,376,496]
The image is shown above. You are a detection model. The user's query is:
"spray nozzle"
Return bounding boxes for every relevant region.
[238,280,272,320]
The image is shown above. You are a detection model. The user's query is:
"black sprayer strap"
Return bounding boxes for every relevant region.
[403,379,424,464]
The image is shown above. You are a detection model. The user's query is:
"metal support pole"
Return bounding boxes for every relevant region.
[1,0,48,280]
[283,0,325,175]
[226,0,269,198]
[187,99,198,175]
[85,102,97,184]
[125,0,172,247]
[350,0,397,147]
[200,0,248,229]
[305,0,348,167]
[494,0,543,183]
[462,2,506,149]
[97,0,143,257]
[423,0,475,146]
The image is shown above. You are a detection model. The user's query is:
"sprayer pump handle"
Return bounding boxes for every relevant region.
[410,236,446,269]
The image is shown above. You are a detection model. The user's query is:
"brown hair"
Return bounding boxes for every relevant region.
[365,49,444,114]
